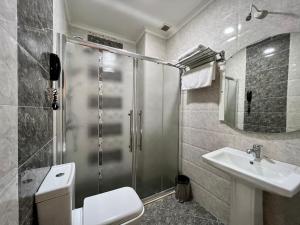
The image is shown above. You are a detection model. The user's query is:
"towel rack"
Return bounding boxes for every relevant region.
[176,45,225,70]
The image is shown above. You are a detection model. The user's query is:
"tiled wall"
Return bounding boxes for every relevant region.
[167,0,300,224]
[0,0,18,224]
[244,34,290,133]
[17,0,54,224]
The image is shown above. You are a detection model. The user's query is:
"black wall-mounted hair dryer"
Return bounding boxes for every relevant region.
[49,53,61,110]
[50,53,61,81]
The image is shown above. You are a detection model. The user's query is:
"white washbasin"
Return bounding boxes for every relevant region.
[202,147,300,197]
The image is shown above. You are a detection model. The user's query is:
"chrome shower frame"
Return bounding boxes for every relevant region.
[54,34,183,202]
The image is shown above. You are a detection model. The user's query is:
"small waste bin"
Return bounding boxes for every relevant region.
[175,175,191,203]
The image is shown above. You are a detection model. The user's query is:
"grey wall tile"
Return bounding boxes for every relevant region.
[17,0,53,222]
[18,107,53,166]
[182,160,231,203]
[18,140,53,225]
[182,143,231,181]
[0,21,18,106]
[0,0,17,23]
[0,175,18,225]
[0,106,18,178]
[17,27,52,73]
[264,191,300,225]
[190,181,230,224]
[17,0,52,30]
[18,47,51,107]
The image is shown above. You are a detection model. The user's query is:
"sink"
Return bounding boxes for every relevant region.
[202,147,300,225]
[202,147,300,197]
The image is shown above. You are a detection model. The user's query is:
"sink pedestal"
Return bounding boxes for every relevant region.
[230,179,263,225]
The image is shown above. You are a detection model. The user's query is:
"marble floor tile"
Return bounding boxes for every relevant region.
[141,194,225,225]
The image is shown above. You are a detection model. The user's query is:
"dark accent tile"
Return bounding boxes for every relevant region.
[260,97,287,113]
[18,140,53,225]
[102,97,122,109]
[17,0,53,30]
[244,112,286,133]
[17,26,52,73]
[88,66,98,80]
[246,49,289,75]
[18,107,53,165]
[18,46,51,107]
[87,34,123,49]
[99,151,102,166]
[244,112,260,126]
[87,151,99,165]
[244,33,289,133]
[247,33,290,60]
[259,112,286,128]
[88,95,98,108]
[102,149,123,162]
[88,149,123,165]
[102,123,122,136]
[88,124,98,137]
[102,70,122,82]
[246,81,288,99]
[245,66,288,88]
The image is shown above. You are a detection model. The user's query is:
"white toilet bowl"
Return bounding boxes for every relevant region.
[35,163,144,225]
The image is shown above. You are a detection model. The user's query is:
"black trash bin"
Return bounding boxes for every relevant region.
[175,175,191,203]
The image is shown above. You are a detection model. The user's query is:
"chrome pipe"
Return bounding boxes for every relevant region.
[67,37,181,68]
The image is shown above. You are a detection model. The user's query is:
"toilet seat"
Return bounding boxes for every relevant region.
[83,187,144,225]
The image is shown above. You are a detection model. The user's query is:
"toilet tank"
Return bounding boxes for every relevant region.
[35,163,76,225]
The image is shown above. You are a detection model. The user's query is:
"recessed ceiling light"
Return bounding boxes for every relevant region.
[224,27,235,35]
[264,48,275,55]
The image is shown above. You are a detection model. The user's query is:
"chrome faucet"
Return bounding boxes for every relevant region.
[247,144,263,160]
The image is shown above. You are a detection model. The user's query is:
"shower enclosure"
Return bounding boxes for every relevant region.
[58,38,180,207]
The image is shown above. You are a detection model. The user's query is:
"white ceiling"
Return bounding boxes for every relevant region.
[65,0,212,43]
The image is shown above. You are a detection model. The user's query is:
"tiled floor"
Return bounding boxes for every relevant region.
[141,194,225,225]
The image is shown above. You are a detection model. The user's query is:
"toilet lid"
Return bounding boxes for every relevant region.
[83,187,144,225]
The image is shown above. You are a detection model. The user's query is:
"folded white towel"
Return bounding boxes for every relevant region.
[178,44,205,62]
[181,62,216,90]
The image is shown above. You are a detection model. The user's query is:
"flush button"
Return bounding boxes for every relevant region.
[56,173,64,177]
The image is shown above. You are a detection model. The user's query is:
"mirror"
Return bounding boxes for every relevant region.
[224,32,300,133]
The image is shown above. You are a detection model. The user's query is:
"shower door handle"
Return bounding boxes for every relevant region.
[128,110,133,152]
[138,110,143,151]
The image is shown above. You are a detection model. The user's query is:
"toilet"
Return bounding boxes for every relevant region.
[35,163,144,225]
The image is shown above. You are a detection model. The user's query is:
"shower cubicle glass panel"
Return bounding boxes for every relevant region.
[64,42,100,207]
[135,60,180,198]
[62,40,179,205]
[64,43,134,207]
[100,51,134,193]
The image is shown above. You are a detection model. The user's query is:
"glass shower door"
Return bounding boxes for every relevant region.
[135,60,180,198]
[64,42,100,207]
[99,50,134,193]
[63,43,134,207]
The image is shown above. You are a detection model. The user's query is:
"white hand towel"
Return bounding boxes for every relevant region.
[178,44,205,62]
[181,62,216,90]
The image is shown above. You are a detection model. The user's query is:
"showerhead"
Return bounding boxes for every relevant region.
[254,10,269,19]
[246,3,268,22]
